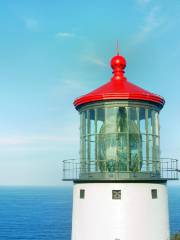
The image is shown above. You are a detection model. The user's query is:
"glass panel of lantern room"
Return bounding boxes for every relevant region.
[97,108,105,134]
[105,107,117,133]
[136,108,142,172]
[94,109,98,171]
[117,107,128,171]
[97,107,116,173]
[90,109,95,135]
[104,107,118,172]
[87,110,91,172]
[148,109,153,172]
[139,108,146,172]
[154,111,160,173]
[152,110,155,173]
[80,112,83,164]
[89,135,95,172]
[97,108,105,171]
[90,109,95,172]
[152,110,160,174]
[81,111,87,172]
[128,107,140,172]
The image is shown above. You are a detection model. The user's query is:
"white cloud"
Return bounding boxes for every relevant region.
[83,55,106,67]
[0,133,78,146]
[24,18,39,31]
[63,79,85,90]
[49,77,86,101]
[0,137,27,146]
[133,6,163,44]
[56,32,76,38]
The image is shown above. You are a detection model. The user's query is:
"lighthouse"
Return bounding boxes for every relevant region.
[63,51,179,240]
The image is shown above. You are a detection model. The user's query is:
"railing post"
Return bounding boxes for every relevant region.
[161,160,163,178]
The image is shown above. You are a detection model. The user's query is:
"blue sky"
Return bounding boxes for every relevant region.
[0,0,180,185]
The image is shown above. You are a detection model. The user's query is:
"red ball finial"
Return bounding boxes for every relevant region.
[111,55,126,71]
[110,55,126,81]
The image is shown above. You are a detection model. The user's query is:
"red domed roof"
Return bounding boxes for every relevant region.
[74,54,165,109]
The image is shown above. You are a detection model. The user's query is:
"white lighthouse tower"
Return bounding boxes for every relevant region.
[63,52,179,240]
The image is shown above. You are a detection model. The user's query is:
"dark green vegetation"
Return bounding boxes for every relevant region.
[171,233,180,240]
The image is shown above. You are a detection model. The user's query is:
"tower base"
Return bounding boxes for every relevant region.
[71,182,169,240]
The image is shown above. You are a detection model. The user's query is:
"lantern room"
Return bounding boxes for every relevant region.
[63,54,178,181]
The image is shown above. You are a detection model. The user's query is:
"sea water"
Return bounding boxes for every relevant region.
[0,186,179,240]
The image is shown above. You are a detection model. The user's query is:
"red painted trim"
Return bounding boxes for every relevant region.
[74,92,165,107]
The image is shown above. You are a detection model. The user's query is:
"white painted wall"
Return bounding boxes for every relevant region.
[71,183,169,240]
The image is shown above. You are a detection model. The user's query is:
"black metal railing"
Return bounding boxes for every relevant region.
[62,158,179,181]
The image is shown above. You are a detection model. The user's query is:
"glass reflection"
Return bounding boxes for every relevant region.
[80,105,160,174]
[129,108,141,171]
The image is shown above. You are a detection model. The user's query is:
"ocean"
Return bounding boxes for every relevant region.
[0,186,179,240]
